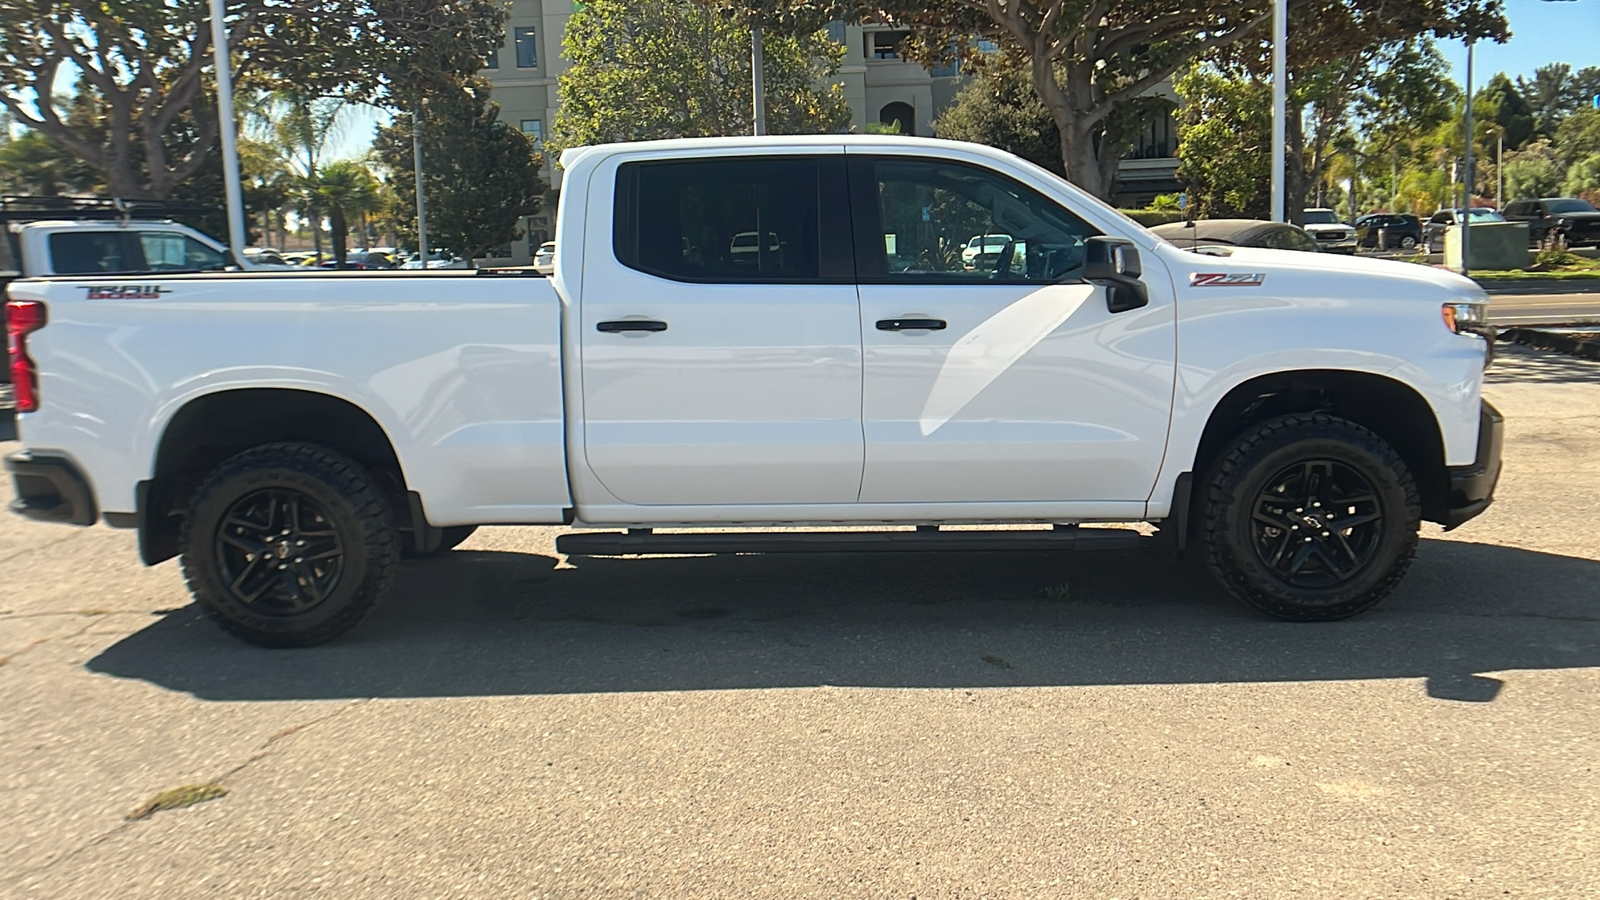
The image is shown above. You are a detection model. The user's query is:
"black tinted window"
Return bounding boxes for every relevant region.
[48,232,145,274]
[615,157,825,282]
[855,157,1096,283]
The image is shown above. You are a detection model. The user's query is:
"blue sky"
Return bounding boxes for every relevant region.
[1439,0,1600,87]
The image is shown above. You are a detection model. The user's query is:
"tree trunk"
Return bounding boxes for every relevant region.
[1285,104,1307,225]
[331,207,347,267]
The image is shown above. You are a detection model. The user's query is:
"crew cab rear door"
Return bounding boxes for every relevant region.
[848,151,1177,505]
[577,149,864,506]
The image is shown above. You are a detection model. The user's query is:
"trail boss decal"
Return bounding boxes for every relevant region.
[1190,272,1266,287]
[82,285,172,300]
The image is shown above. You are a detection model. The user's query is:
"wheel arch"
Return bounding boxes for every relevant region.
[1182,370,1450,531]
[141,388,414,565]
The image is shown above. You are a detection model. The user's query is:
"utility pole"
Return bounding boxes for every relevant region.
[751,22,767,136]
[1461,38,1474,277]
[208,0,247,263]
[1270,0,1287,222]
[413,109,429,266]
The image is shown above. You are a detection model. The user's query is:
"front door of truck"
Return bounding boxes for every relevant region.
[578,152,864,506]
[848,153,1176,504]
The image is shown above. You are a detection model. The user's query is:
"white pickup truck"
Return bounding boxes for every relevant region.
[4,136,1502,646]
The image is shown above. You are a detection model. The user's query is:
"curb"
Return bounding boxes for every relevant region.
[1499,328,1600,361]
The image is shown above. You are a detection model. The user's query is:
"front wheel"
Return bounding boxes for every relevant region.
[1201,414,1421,621]
[1398,235,1417,250]
[180,442,399,647]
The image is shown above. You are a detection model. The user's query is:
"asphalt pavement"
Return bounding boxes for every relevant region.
[1485,282,1600,325]
[2,344,1598,898]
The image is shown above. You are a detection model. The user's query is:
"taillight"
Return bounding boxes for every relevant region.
[6,299,46,413]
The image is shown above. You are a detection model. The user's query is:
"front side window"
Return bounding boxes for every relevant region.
[614,157,827,283]
[515,27,537,67]
[140,232,225,270]
[855,157,1096,283]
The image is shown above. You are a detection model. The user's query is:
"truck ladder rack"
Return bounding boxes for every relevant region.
[556,525,1142,557]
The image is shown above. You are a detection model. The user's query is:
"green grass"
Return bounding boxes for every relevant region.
[1472,253,1600,281]
[126,783,228,820]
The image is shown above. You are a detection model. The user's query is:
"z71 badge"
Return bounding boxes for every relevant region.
[1190,272,1266,287]
[82,285,172,300]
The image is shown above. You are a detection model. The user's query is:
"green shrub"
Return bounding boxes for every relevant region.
[1120,209,1186,228]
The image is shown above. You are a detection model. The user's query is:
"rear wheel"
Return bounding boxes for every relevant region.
[180,442,398,647]
[1202,414,1420,621]
[1398,235,1417,250]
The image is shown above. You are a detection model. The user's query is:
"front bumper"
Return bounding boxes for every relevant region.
[5,450,98,526]
[1442,401,1504,529]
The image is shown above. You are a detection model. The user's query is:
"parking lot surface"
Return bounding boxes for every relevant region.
[2,344,1597,899]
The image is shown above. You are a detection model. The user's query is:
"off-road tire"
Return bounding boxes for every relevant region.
[1202,414,1421,621]
[180,442,398,647]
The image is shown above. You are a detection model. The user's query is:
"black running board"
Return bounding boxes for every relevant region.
[556,525,1143,557]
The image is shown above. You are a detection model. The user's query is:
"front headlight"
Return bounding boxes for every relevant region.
[1443,301,1493,337]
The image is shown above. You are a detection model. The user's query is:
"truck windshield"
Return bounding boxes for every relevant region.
[1301,210,1340,225]
[1547,199,1597,215]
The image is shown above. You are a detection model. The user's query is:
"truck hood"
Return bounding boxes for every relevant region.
[1170,245,1487,300]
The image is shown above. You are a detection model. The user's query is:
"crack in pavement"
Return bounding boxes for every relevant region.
[0,617,104,668]
[1,698,373,892]
[0,529,86,569]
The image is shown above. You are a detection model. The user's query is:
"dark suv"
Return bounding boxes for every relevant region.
[1353,213,1422,250]
[1503,198,1600,247]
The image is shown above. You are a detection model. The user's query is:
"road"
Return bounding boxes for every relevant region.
[2,344,1598,898]
[1487,283,1600,326]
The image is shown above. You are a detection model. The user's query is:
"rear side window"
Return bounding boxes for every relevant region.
[614,157,847,283]
[48,232,145,274]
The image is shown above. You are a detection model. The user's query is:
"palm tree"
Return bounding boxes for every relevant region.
[305,161,380,266]
[246,91,351,258]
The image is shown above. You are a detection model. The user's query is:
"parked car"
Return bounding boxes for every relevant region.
[350,250,395,269]
[1353,214,1422,250]
[1150,218,1322,253]
[1502,198,1600,247]
[533,241,555,273]
[5,134,1501,646]
[399,252,469,269]
[961,233,1014,267]
[1300,208,1358,253]
[1423,208,1505,252]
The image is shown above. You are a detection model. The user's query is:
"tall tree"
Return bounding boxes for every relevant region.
[304,160,380,266]
[374,82,544,263]
[1518,64,1600,138]
[1174,66,1272,218]
[1478,72,1535,150]
[552,0,851,152]
[934,54,1067,177]
[0,0,505,199]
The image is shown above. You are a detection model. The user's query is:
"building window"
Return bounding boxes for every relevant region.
[871,31,908,60]
[485,49,498,69]
[825,21,846,46]
[520,119,543,148]
[515,27,537,68]
[1125,106,1178,160]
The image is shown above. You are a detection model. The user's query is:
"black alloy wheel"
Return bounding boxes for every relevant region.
[181,442,398,647]
[215,488,344,615]
[1202,413,1421,621]
[1249,459,1383,589]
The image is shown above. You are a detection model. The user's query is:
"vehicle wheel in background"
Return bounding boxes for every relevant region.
[1398,235,1417,250]
[1202,414,1421,621]
[180,442,398,647]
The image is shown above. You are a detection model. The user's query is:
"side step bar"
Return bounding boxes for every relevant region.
[556,525,1143,557]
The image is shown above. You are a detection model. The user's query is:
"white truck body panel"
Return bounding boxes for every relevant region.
[10,135,1492,534]
[8,274,570,525]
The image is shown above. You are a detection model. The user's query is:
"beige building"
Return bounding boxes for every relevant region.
[479,6,1178,265]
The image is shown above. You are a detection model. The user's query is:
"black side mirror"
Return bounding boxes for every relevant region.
[1084,236,1149,313]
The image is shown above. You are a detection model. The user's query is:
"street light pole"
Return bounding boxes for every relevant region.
[413,109,428,266]
[1461,38,1474,277]
[1271,0,1287,222]
[207,0,247,263]
[751,22,767,137]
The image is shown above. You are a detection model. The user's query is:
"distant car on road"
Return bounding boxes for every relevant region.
[1300,208,1358,253]
[1423,208,1505,252]
[534,241,555,273]
[1502,198,1600,247]
[1150,218,1322,253]
[961,233,1014,268]
[1353,214,1422,250]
